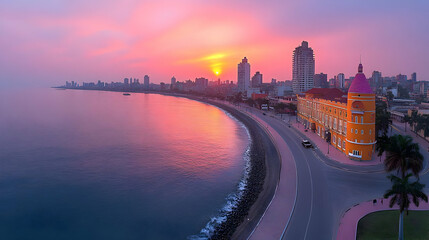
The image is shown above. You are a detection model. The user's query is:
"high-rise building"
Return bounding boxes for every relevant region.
[124,78,129,85]
[271,78,277,85]
[314,73,328,88]
[171,76,176,86]
[337,73,345,89]
[396,74,407,85]
[411,72,417,82]
[292,41,315,93]
[372,71,382,87]
[237,57,250,92]
[144,75,150,88]
[251,71,263,87]
[195,77,208,90]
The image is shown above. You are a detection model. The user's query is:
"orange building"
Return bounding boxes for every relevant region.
[297,63,375,160]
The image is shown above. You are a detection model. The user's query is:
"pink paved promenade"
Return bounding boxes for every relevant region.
[289,120,381,166]
[336,198,429,240]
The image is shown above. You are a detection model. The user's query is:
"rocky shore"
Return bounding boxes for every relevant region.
[203,101,267,240]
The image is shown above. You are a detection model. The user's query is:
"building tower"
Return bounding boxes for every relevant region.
[345,63,376,161]
[292,41,315,93]
[251,71,263,87]
[237,57,250,92]
[337,73,345,89]
[144,75,150,88]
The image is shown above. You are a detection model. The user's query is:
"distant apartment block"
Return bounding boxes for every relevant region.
[237,57,251,92]
[292,41,315,93]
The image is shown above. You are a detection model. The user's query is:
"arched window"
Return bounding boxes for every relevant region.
[355,116,358,123]
[361,116,364,123]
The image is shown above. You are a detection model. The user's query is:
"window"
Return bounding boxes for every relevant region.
[355,129,358,134]
[361,116,364,123]
[361,130,364,134]
[355,116,358,123]
[338,139,341,147]
[369,129,371,135]
[333,136,336,144]
[351,128,353,133]
[343,140,346,149]
[352,150,361,156]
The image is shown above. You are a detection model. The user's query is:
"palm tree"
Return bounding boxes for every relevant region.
[376,134,390,161]
[376,103,392,136]
[384,174,428,240]
[407,110,419,135]
[415,114,429,138]
[384,134,424,179]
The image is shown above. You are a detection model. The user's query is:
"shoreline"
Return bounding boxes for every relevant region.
[56,87,281,240]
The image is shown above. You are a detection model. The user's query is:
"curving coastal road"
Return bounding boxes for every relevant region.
[235,104,429,240]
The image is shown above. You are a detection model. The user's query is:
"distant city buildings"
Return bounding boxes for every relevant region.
[336,73,345,89]
[251,71,263,87]
[314,73,328,88]
[195,77,208,91]
[292,41,315,93]
[271,78,277,85]
[144,75,150,88]
[237,57,251,92]
[411,72,417,82]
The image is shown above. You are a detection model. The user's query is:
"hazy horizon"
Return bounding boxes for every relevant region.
[1,0,429,88]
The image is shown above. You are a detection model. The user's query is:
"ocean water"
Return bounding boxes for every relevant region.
[0,88,249,240]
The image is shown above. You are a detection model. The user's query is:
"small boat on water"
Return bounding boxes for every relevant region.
[123,93,131,96]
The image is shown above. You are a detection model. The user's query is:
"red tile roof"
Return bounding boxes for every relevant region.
[304,88,347,103]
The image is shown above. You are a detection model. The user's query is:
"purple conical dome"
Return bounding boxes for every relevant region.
[348,63,373,94]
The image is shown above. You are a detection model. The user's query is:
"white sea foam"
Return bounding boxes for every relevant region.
[188,109,252,240]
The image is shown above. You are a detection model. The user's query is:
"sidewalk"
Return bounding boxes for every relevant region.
[336,197,429,240]
[289,120,381,166]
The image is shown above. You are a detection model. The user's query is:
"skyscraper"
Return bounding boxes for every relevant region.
[337,73,345,89]
[411,72,417,82]
[144,75,150,88]
[292,41,315,93]
[237,57,250,92]
[171,76,176,85]
[372,71,382,87]
[251,71,263,87]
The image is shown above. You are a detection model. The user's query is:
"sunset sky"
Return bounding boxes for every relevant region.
[1,0,428,88]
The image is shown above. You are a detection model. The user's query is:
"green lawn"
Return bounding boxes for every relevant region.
[357,210,429,240]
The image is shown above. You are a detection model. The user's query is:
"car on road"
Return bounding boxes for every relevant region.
[302,140,313,148]
[262,112,266,115]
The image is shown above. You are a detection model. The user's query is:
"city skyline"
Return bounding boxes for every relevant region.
[1,0,429,88]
